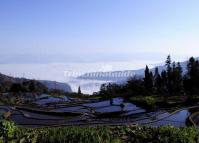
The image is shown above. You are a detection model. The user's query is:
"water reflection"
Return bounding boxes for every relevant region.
[4,94,199,128]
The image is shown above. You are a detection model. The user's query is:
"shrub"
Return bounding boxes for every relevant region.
[1,121,199,143]
[144,96,156,108]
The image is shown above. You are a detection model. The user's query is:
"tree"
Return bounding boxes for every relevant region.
[154,67,162,94]
[184,57,199,95]
[10,83,23,93]
[166,55,171,73]
[144,65,153,94]
[171,62,183,95]
[175,62,183,94]
[165,55,173,95]
[78,86,82,95]
[125,77,145,96]
[161,70,167,94]
[29,80,36,92]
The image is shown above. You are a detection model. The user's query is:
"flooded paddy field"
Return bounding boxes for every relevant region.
[1,94,199,128]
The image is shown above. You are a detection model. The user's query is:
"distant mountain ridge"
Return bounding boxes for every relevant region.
[39,80,72,92]
[0,73,72,92]
[78,69,144,81]
[78,58,198,81]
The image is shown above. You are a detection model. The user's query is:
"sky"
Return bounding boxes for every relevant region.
[1,0,199,93]
[0,0,199,64]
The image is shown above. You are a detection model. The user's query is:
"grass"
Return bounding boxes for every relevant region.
[1,120,199,143]
[0,120,120,143]
[130,95,158,109]
[129,95,195,110]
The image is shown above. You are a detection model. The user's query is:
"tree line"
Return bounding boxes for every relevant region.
[0,80,48,93]
[99,56,199,97]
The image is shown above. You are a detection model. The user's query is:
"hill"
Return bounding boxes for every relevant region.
[78,58,197,82]
[0,73,72,93]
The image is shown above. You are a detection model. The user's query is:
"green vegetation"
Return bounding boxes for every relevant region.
[0,121,119,143]
[130,96,156,109]
[0,95,19,106]
[78,86,82,95]
[97,56,199,108]
[1,120,199,143]
[114,126,199,143]
[0,80,48,93]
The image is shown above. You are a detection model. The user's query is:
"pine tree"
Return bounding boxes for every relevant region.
[78,86,82,95]
[166,55,172,73]
[175,62,183,94]
[184,57,199,95]
[165,55,172,95]
[29,80,35,92]
[171,62,183,95]
[154,67,162,94]
[144,65,153,94]
[161,70,167,94]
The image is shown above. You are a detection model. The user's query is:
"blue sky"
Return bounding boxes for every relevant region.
[0,0,199,64]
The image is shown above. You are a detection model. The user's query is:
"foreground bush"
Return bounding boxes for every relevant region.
[1,121,199,143]
[0,121,119,143]
[113,126,199,143]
